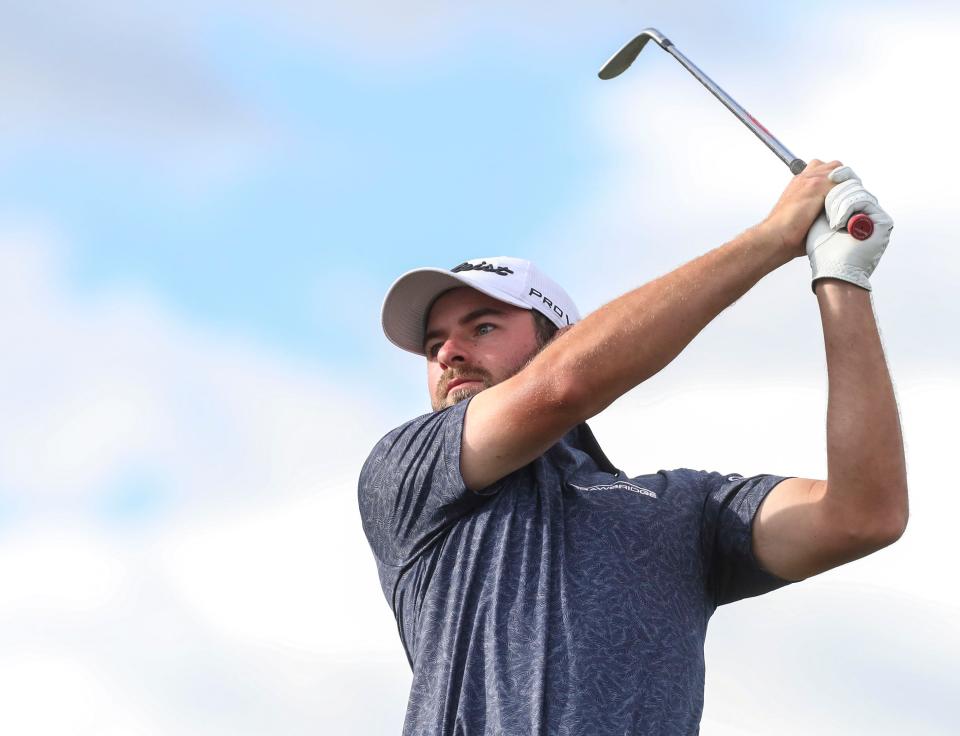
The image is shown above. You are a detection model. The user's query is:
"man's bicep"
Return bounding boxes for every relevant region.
[461,366,581,492]
[753,476,880,581]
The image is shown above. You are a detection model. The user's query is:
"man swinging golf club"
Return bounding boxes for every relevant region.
[359,159,906,734]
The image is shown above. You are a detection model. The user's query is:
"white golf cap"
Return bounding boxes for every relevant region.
[381,256,580,355]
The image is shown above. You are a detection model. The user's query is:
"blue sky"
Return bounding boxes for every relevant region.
[0,6,609,367]
[1,1,958,734]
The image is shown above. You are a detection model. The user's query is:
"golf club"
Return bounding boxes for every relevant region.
[599,28,874,240]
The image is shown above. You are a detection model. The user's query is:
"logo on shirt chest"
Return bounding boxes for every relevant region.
[568,480,658,499]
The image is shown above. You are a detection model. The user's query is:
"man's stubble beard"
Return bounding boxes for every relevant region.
[431,347,542,412]
[438,380,489,411]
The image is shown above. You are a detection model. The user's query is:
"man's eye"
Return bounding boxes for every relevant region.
[427,343,441,357]
[476,323,495,336]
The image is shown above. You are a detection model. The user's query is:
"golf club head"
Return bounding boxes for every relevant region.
[598,28,672,80]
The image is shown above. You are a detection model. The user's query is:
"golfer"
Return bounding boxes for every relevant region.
[359,160,907,734]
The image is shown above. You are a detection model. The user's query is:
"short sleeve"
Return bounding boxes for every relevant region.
[358,398,496,567]
[700,472,794,606]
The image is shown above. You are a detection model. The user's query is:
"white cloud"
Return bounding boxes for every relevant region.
[0,226,386,513]
[155,484,396,656]
[0,226,412,733]
[0,525,128,615]
[704,581,960,735]
[0,509,411,734]
[0,0,271,182]
[0,651,159,736]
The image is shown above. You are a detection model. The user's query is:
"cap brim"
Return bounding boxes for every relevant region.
[381,267,530,355]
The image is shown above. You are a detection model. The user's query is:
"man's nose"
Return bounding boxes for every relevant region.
[437,336,470,367]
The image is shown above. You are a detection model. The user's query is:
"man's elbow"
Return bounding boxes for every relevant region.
[879,480,909,544]
[875,500,909,547]
[848,487,909,552]
[821,481,908,558]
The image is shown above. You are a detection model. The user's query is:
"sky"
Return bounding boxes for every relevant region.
[1,1,958,733]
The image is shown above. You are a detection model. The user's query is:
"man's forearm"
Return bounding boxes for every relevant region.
[815,279,908,536]
[538,224,790,419]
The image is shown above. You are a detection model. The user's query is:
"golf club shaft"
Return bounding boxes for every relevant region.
[663,42,873,240]
[599,30,875,240]
[663,44,806,175]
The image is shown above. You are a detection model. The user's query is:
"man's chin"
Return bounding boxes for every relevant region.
[433,383,487,412]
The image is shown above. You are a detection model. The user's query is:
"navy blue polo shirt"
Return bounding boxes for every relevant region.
[359,398,791,735]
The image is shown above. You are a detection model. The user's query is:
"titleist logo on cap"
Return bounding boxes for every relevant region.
[380,254,579,354]
[450,261,515,276]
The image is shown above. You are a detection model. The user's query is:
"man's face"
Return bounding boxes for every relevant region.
[424,287,541,412]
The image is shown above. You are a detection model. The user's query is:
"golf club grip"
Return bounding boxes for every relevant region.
[793,158,874,240]
[847,213,874,241]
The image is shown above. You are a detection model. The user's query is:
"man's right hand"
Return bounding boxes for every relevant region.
[760,159,844,262]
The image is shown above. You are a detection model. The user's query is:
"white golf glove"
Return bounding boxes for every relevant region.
[806,166,894,292]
